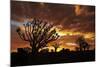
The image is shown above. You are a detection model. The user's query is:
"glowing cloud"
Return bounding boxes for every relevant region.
[66,43,77,46]
[75,5,81,16]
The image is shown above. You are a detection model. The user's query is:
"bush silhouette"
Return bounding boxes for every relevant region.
[52,43,60,52]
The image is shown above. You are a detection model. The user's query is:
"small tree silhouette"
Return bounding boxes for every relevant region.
[76,36,90,51]
[52,43,60,52]
[82,42,90,51]
[16,18,59,54]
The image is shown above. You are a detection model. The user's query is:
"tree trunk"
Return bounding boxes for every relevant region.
[31,46,38,55]
[84,47,86,51]
[55,48,57,52]
[79,46,82,51]
[30,42,40,55]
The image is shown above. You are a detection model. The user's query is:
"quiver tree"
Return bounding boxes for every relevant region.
[76,36,90,51]
[16,18,59,54]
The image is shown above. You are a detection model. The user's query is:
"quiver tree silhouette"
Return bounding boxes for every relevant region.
[76,36,90,51]
[16,18,59,54]
[52,43,60,52]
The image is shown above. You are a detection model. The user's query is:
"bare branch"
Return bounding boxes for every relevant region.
[16,18,59,53]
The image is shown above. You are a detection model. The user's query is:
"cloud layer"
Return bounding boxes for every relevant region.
[11,1,95,52]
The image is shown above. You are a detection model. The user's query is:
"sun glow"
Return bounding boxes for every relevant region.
[38,47,63,52]
[56,27,94,40]
[56,48,63,52]
[84,33,95,39]
[57,32,67,36]
[56,30,81,36]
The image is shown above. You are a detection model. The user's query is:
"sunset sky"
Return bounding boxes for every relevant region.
[11,1,95,52]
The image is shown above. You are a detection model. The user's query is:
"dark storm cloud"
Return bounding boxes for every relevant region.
[11,1,75,21]
[11,1,95,33]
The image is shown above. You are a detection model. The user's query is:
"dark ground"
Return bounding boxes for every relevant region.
[11,50,95,67]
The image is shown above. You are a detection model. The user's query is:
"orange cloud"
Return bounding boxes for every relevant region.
[75,5,81,16]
